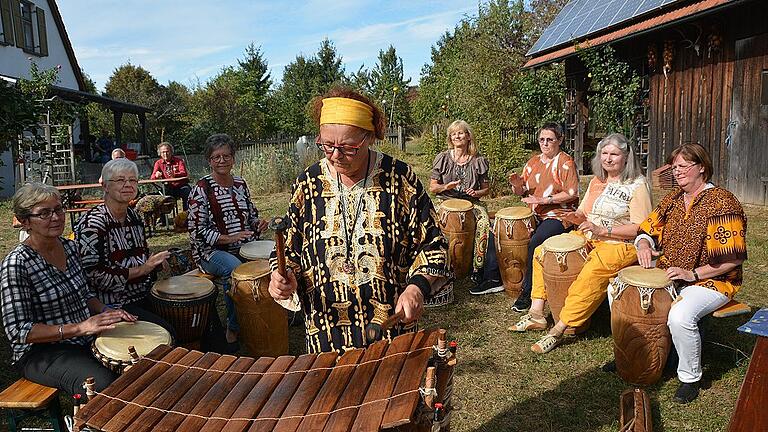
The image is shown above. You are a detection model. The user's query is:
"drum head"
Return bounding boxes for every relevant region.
[233,259,271,280]
[94,321,172,361]
[152,276,214,300]
[441,199,473,212]
[542,233,586,252]
[240,240,276,260]
[496,206,533,220]
[618,266,672,288]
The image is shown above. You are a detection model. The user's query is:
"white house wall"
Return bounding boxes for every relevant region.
[0,0,78,90]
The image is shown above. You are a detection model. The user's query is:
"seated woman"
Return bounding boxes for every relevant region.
[429,120,491,292]
[1,183,137,396]
[497,123,580,311]
[511,133,652,355]
[151,142,192,211]
[629,142,747,404]
[75,159,174,336]
[187,133,269,347]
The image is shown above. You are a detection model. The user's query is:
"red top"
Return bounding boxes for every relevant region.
[151,156,189,188]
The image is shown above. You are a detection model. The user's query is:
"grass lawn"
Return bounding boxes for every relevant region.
[0,141,764,431]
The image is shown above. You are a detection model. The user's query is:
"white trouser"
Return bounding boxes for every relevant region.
[608,284,728,383]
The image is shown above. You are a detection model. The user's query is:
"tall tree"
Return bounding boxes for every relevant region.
[370,45,412,128]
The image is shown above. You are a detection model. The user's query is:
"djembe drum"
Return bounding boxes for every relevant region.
[74,329,457,432]
[149,276,217,347]
[437,199,476,280]
[91,321,172,374]
[240,240,276,261]
[231,259,289,358]
[611,266,677,386]
[539,233,591,335]
[494,206,536,298]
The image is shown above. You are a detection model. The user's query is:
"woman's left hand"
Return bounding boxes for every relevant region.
[666,267,696,282]
[395,285,424,324]
[466,188,477,197]
[521,196,544,205]
[578,221,607,238]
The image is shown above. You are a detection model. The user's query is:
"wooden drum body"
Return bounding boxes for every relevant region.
[231,259,288,358]
[438,199,476,279]
[494,207,535,298]
[92,321,172,374]
[150,276,217,346]
[539,233,591,335]
[611,266,677,386]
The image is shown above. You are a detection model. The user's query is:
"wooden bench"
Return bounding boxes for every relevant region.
[712,300,751,318]
[0,378,63,432]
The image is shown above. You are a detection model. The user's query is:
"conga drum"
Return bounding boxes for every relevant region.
[239,240,276,261]
[539,233,591,335]
[149,275,217,347]
[92,321,172,374]
[494,206,536,298]
[231,259,288,358]
[611,266,677,386]
[437,199,476,279]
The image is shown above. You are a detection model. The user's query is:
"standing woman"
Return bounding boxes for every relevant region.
[2,183,136,396]
[268,86,451,354]
[430,120,492,291]
[187,134,269,347]
[632,143,747,403]
[511,134,652,354]
[505,122,580,312]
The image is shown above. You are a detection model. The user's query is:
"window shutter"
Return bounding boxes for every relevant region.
[35,5,45,55]
[10,0,21,47]
[0,0,14,45]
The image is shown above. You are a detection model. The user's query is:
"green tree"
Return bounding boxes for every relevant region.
[370,45,412,128]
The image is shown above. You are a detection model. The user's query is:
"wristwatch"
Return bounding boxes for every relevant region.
[547,195,554,204]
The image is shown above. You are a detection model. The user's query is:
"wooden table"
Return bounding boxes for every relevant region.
[728,308,768,431]
[55,177,188,199]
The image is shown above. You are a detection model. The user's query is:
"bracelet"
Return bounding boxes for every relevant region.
[408,275,432,299]
[607,226,613,236]
[692,269,700,281]
[58,324,64,341]
[547,195,554,204]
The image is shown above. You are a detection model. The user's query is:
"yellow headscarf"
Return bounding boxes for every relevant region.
[319,97,375,132]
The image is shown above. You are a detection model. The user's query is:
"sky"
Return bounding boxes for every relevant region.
[57,0,476,92]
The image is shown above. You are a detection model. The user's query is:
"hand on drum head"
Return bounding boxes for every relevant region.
[146,251,172,272]
[396,285,424,324]
[269,268,297,301]
[636,240,660,268]
[665,266,696,283]
[223,230,254,245]
[80,310,137,336]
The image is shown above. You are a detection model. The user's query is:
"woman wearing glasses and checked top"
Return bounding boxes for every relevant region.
[187,134,270,351]
[1,182,137,396]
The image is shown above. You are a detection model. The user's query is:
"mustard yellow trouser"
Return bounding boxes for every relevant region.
[531,234,638,328]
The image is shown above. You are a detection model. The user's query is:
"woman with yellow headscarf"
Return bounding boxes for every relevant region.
[268,86,452,353]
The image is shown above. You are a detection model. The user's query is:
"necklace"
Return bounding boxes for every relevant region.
[337,150,371,275]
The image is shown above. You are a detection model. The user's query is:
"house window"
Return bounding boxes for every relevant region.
[20,1,33,51]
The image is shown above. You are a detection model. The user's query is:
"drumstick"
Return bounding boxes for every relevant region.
[268,216,290,277]
[365,310,405,343]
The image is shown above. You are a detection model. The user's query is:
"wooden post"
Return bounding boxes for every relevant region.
[424,366,436,408]
[138,112,147,155]
[84,377,95,402]
[113,110,123,149]
[398,125,405,151]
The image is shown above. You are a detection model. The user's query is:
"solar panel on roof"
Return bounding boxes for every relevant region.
[527,0,680,56]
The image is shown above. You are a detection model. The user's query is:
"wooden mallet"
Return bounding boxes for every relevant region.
[269,216,290,276]
[365,310,405,343]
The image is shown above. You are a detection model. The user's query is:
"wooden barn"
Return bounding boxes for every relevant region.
[525,0,768,204]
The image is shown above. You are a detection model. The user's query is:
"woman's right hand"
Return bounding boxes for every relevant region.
[269,269,297,300]
[636,240,660,268]
[78,309,136,336]
[508,173,525,195]
[443,180,461,192]
[224,231,255,244]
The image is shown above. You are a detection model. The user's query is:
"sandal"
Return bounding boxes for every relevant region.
[508,313,548,332]
[531,334,562,354]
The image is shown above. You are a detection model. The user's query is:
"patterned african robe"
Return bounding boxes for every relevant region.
[271,150,451,354]
[638,185,747,298]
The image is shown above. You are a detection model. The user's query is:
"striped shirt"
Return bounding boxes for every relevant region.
[1,239,94,363]
[75,204,152,306]
[187,175,261,265]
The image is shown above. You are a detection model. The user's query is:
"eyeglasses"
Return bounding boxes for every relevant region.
[28,206,65,220]
[315,137,364,157]
[671,163,698,173]
[538,137,557,144]
[108,178,139,186]
[209,154,233,163]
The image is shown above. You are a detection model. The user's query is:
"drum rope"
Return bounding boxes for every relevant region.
[127,345,435,377]
[84,387,424,423]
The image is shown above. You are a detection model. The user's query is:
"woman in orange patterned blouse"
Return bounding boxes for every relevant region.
[632,142,747,404]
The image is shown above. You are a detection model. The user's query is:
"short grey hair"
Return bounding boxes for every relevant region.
[102,158,139,183]
[591,133,644,183]
[157,142,174,154]
[13,182,61,220]
[111,148,126,159]
[204,133,236,160]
